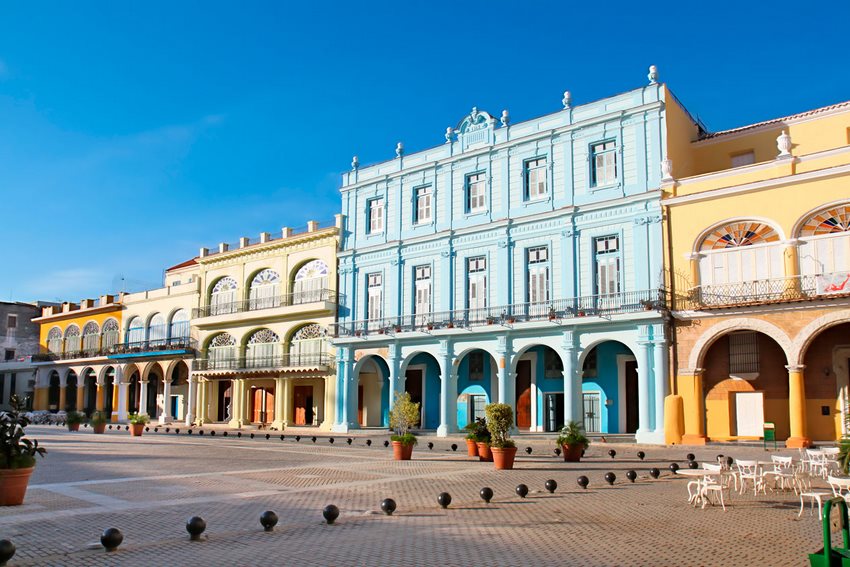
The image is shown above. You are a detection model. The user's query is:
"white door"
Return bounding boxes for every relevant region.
[735,391,765,437]
[583,392,601,433]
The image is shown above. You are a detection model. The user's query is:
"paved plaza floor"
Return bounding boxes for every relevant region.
[0,425,832,566]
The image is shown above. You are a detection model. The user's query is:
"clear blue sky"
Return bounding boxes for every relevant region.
[2,1,848,303]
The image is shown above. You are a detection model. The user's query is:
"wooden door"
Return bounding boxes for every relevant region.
[294,386,312,426]
[516,360,531,429]
[265,388,275,424]
[252,389,263,423]
[625,360,638,433]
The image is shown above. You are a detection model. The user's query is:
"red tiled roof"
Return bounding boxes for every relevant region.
[699,100,850,140]
[165,258,197,272]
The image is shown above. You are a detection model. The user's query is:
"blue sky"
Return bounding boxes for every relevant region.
[1,1,848,303]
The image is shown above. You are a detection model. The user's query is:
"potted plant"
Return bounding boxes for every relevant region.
[473,417,493,462]
[548,307,558,321]
[90,411,108,434]
[128,413,150,437]
[485,403,517,470]
[463,420,481,457]
[66,411,84,432]
[388,391,420,460]
[557,420,589,462]
[0,395,47,505]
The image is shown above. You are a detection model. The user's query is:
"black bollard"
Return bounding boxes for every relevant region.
[329,437,335,444]
[688,460,699,469]
[525,446,532,455]
[366,439,372,446]
[608,449,616,459]
[649,468,660,479]
[637,451,645,460]
[604,472,616,485]
[383,440,390,447]
[480,487,493,503]
[437,492,452,509]
[450,443,457,451]
[515,484,529,498]
[323,505,340,525]
[669,463,680,473]
[280,435,285,441]
[554,447,561,457]
[312,436,317,443]
[577,475,589,489]
[626,470,637,483]
[100,528,123,552]
[347,438,353,445]
[265,434,270,440]
[0,539,15,565]
[545,479,557,493]
[380,498,397,516]
[427,442,434,450]
[686,453,695,462]
[186,516,206,541]
[295,435,301,442]
[249,433,254,439]
[260,511,278,532]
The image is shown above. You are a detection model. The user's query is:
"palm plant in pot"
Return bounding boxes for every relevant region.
[128,413,150,437]
[66,411,84,432]
[556,420,589,462]
[485,403,517,470]
[388,391,420,460]
[1,395,47,505]
[90,411,108,434]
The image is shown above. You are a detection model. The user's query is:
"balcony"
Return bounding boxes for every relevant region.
[31,337,197,362]
[192,289,342,324]
[333,289,667,338]
[194,353,333,372]
[688,272,850,310]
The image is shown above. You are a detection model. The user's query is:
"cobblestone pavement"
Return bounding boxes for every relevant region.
[0,425,834,566]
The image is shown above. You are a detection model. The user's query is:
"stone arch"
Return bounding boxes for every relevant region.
[689,318,793,370]
[792,309,850,366]
[398,351,441,430]
[352,354,390,428]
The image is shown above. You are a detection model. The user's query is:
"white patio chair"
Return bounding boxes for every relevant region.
[822,448,841,476]
[827,475,850,501]
[763,456,795,491]
[798,470,831,517]
[808,450,829,479]
[700,463,730,511]
[736,459,766,495]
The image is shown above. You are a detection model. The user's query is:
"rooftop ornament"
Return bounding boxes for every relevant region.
[445,127,453,143]
[395,142,404,158]
[351,155,359,170]
[500,109,510,127]
[777,130,793,158]
[562,90,572,109]
[648,65,658,84]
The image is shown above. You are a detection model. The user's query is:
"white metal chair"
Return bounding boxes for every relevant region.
[828,475,850,501]
[763,455,795,491]
[798,470,831,517]
[822,448,841,476]
[736,459,766,495]
[808,450,829,479]
[699,463,730,511]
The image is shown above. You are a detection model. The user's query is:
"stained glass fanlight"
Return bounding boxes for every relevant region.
[799,205,850,236]
[700,221,780,250]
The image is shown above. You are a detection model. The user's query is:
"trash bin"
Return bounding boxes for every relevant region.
[764,422,776,450]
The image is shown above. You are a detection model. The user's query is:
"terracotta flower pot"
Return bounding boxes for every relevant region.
[491,446,518,470]
[466,439,479,457]
[392,441,414,460]
[561,443,585,462]
[130,423,145,437]
[93,423,106,434]
[67,423,80,432]
[0,467,34,506]
[476,442,493,462]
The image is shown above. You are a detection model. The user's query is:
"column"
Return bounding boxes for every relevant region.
[634,339,652,443]
[496,336,512,406]
[228,378,243,427]
[387,343,400,414]
[787,365,812,448]
[96,383,104,412]
[783,241,801,296]
[58,384,67,413]
[652,338,669,440]
[680,369,707,445]
[111,381,120,422]
[139,380,149,416]
[321,375,335,430]
[185,373,198,425]
[76,385,85,413]
[562,332,580,425]
[332,348,354,432]
[117,383,128,422]
[196,379,207,424]
[437,340,456,437]
[160,374,173,423]
[280,377,291,429]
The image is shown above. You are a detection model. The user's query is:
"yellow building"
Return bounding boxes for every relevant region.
[662,98,850,447]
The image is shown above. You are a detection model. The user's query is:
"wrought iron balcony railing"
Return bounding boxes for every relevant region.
[689,273,849,309]
[333,289,666,338]
[192,289,342,319]
[31,337,197,362]
[194,353,333,372]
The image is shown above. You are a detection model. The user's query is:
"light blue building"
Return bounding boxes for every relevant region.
[332,68,671,444]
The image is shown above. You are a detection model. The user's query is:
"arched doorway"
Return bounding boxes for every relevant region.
[580,341,637,434]
[168,361,190,420]
[355,355,389,427]
[66,370,78,412]
[128,371,140,414]
[103,368,115,416]
[802,322,850,442]
[146,373,161,418]
[456,349,498,430]
[83,369,97,415]
[403,353,441,431]
[47,371,61,412]
[512,345,564,432]
[702,331,789,440]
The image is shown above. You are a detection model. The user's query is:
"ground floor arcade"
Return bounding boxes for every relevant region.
[332,316,669,444]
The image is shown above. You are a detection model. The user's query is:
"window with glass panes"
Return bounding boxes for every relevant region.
[594,235,621,295]
[525,157,547,199]
[591,141,617,187]
[415,186,432,224]
[466,173,486,213]
[367,273,383,321]
[368,198,384,233]
[467,256,487,310]
[527,246,550,303]
[414,265,431,319]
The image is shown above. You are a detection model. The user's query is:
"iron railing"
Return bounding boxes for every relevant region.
[690,274,838,309]
[194,353,332,371]
[333,288,667,338]
[193,289,342,319]
[31,337,197,362]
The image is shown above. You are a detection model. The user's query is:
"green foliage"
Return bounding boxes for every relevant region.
[389,391,420,438]
[65,411,85,425]
[485,403,514,449]
[0,395,47,469]
[90,411,108,426]
[556,420,589,447]
[390,433,418,446]
[465,418,491,443]
[128,413,150,425]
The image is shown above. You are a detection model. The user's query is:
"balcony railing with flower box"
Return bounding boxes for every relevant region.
[31,337,197,362]
[194,352,333,372]
[689,273,850,309]
[192,289,343,319]
[333,288,667,338]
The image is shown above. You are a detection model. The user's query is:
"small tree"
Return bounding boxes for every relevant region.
[1,395,47,469]
[389,391,420,446]
[485,403,515,449]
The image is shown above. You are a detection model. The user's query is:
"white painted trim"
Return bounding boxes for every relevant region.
[616,354,636,434]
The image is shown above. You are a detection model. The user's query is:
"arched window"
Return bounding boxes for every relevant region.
[169,309,190,342]
[82,321,100,354]
[207,333,237,369]
[47,327,63,354]
[64,325,81,353]
[127,316,144,346]
[148,313,166,345]
[289,324,327,365]
[246,329,280,368]
[798,205,850,277]
[293,260,329,304]
[249,269,280,310]
[698,221,783,288]
[210,277,238,315]
[102,319,120,350]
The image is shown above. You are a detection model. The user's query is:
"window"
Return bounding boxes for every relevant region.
[525,157,548,199]
[468,352,485,380]
[414,265,432,322]
[210,276,238,315]
[730,150,755,168]
[102,319,120,350]
[594,236,621,295]
[414,186,432,224]
[466,172,486,213]
[4,350,14,361]
[6,315,16,330]
[290,324,327,366]
[246,329,280,368]
[544,349,563,378]
[591,141,617,187]
[582,348,598,378]
[527,246,550,304]
[249,269,280,310]
[467,256,487,311]
[293,260,330,304]
[368,198,384,234]
[729,332,759,377]
[47,327,62,354]
[367,273,383,322]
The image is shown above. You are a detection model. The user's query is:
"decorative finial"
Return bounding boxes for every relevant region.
[562,90,572,109]
[776,130,792,158]
[351,155,359,170]
[500,109,509,127]
[661,158,673,181]
[395,142,404,158]
[445,127,453,144]
[648,65,658,84]
[470,106,479,121]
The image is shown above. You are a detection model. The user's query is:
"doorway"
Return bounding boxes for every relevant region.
[251,387,275,424]
[583,392,601,432]
[516,360,531,429]
[217,380,232,421]
[294,385,313,426]
[625,360,638,433]
[405,368,423,427]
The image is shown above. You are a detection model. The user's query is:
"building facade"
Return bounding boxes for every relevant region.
[333,69,672,443]
[662,99,850,447]
[0,301,43,410]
